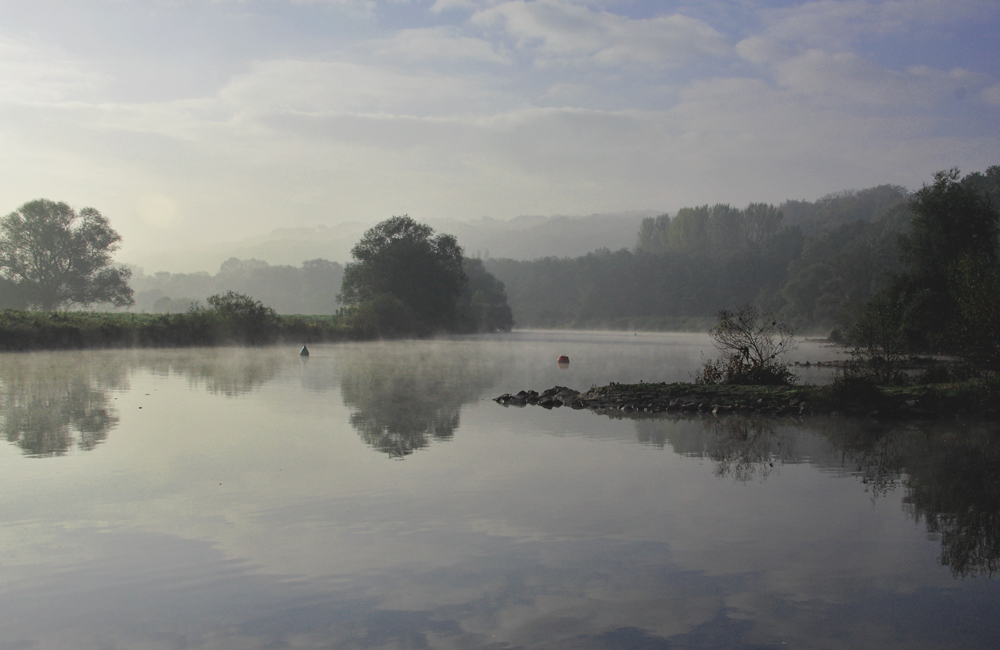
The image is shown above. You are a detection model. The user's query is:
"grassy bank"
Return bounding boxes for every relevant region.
[0,310,356,351]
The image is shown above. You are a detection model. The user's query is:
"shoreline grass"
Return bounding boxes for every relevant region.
[0,309,356,351]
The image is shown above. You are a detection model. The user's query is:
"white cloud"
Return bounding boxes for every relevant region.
[215,59,503,116]
[733,2,999,117]
[370,26,511,64]
[470,0,729,68]
[289,0,377,18]
[734,36,794,65]
[766,50,995,110]
[0,0,997,263]
[430,0,477,12]
[0,36,109,103]
[757,0,994,51]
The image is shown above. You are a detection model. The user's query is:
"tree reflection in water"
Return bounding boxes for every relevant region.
[0,349,286,458]
[0,352,128,456]
[702,417,792,483]
[338,343,498,459]
[634,414,1000,579]
[899,424,1000,578]
[141,349,284,397]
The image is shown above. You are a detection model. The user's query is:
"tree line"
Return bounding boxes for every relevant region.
[0,202,514,343]
[130,257,345,315]
[3,165,996,362]
[482,177,985,335]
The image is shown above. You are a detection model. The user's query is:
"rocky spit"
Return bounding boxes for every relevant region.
[495,383,814,417]
[494,381,998,420]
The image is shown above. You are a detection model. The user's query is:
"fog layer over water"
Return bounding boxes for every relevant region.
[0,333,996,649]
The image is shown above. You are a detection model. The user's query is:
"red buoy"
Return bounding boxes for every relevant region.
[557,355,570,366]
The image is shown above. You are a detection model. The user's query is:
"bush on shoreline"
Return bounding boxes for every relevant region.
[698,304,797,386]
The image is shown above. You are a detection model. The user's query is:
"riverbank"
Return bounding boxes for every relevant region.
[496,377,1000,420]
[0,310,354,351]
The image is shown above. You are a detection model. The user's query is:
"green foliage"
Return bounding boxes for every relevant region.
[845,293,908,385]
[777,204,909,329]
[340,216,467,333]
[0,199,133,310]
[890,168,1000,351]
[698,304,797,386]
[457,258,514,333]
[948,255,1000,370]
[204,291,280,344]
[635,202,787,257]
[780,184,909,235]
[343,294,420,339]
[0,308,350,351]
[486,237,801,330]
[826,371,885,409]
[960,165,1000,216]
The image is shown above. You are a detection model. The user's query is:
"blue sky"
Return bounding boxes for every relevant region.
[1,0,998,264]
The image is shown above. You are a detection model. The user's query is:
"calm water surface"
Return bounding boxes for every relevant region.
[1,332,997,649]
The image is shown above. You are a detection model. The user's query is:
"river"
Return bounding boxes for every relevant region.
[1,332,997,649]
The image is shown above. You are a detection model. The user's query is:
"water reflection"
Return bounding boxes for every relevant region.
[0,349,288,457]
[633,414,1000,578]
[704,417,793,482]
[142,349,284,396]
[900,424,1000,578]
[337,343,499,458]
[0,352,127,456]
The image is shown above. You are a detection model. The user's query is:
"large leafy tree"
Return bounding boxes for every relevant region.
[339,216,466,331]
[0,200,134,310]
[891,169,999,349]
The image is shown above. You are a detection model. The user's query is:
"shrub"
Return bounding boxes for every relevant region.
[698,303,797,386]
[827,366,886,409]
[205,291,280,344]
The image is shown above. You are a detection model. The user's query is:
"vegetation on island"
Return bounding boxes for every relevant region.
[697,303,796,386]
[503,164,1000,417]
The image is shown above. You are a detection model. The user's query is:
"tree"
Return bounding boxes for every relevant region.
[891,168,999,349]
[742,203,783,248]
[845,293,907,384]
[949,255,1000,370]
[457,258,514,333]
[339,216,466,332]
[0,199,133,310]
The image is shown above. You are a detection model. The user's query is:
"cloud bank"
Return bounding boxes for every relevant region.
[0,0,996,267]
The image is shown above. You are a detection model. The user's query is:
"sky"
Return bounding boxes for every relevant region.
[1,0,998,267]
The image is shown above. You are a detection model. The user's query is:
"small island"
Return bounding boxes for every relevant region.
[495,378,998,420]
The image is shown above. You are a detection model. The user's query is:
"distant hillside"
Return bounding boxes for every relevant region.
[779,184,909,235]
[431,211,656,260]
[123,211,657,273]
